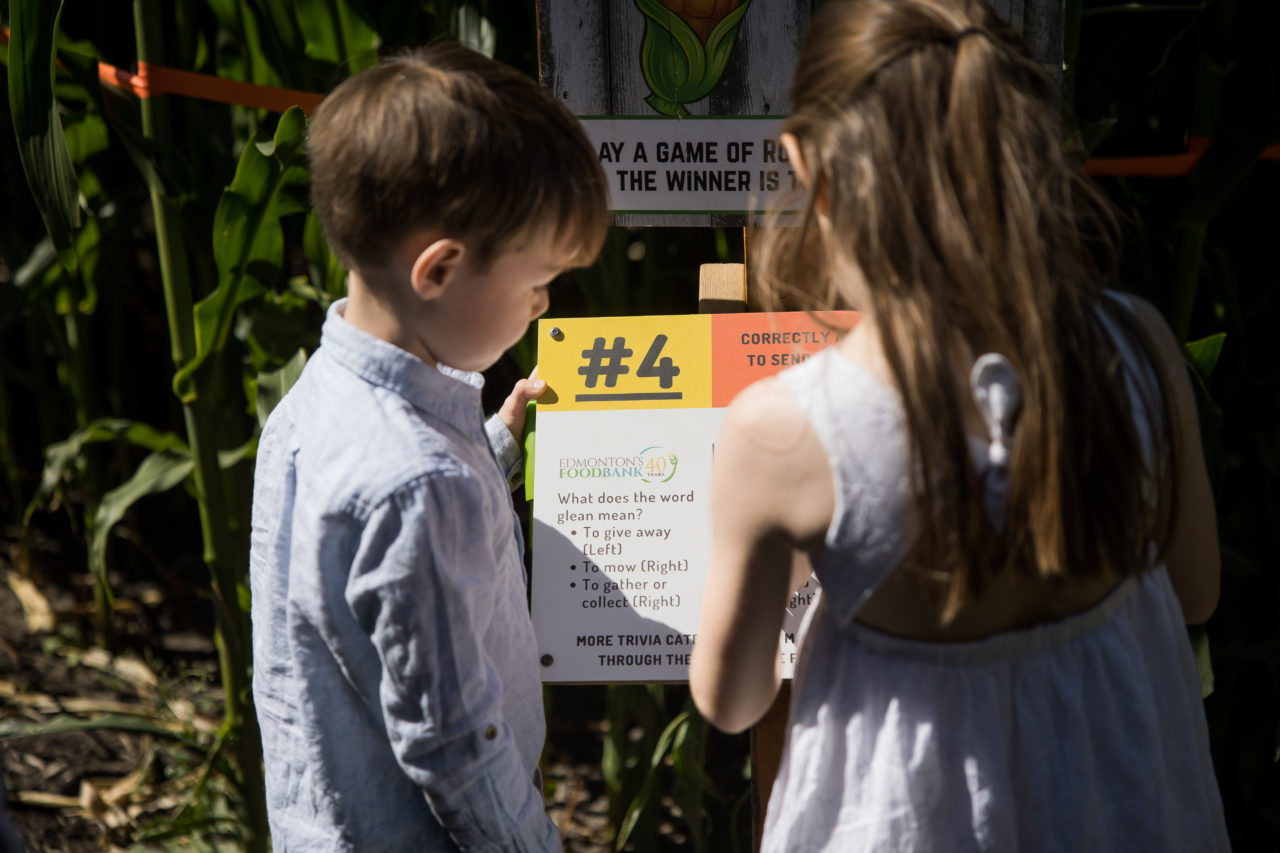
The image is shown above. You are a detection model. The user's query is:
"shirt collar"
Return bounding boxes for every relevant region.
[320,298,485,432]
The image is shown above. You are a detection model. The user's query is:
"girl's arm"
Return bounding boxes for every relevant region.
[689,378,834,733]
[1132,296,1221,624]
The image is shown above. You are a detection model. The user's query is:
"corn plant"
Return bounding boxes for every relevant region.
[2,2,579,846]
[5,0,446,846]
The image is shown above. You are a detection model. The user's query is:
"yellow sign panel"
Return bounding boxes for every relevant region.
[538,315,711,411]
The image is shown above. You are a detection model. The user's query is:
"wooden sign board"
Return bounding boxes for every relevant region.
[530,310,860,683]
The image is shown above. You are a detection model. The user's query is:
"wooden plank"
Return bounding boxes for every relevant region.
[604,0,647,115]
[697,262,747,314]
[991,0,1065,89]
[708,2,810,118]
[536,1,609,113]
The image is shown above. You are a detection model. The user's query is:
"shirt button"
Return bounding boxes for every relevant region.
[484,724,498,740]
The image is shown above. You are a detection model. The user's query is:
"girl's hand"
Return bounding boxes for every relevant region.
[497,368,546,441]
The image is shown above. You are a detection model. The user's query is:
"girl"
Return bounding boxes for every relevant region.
[688,0,1229,850]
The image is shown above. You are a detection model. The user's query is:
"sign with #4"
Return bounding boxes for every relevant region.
[530,310,859,683]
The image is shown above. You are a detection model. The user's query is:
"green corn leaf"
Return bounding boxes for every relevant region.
[14,237,59,292]
[615,710,692,851]
[67,214,100,314]
[1079,117,1119,156]
[106,114,189,201]
[241,285,321,375]
[671,706,716,792]
[1184,332,1226,379]
[636,0,707,115]
[261,0,305,59]
[0,713,206,750]
[670,707,714,853]
[255,348,308,428]
[63,112,110,165]
[703,2,753,92]
[254,0,314,90]
[219,436,259,469]
[601,689,626,798]
[174,107,310,403]
[8,0,81,270]
[30,418,190,518]
[90,449,196,591]
[295,0,379,71]
[50,35,100,106]
[204,0,241,35]
[285,273,341,308]
[239,0,286,88]
[303,209,347,298]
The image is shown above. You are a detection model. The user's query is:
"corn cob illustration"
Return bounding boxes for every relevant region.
[635,0,754,116]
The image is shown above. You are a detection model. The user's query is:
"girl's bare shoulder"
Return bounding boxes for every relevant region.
[720,377,814,453]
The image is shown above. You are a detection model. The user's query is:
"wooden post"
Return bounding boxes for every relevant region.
[748,684,790,849]
[698,257,784,851]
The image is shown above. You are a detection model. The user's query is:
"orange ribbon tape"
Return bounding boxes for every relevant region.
[2,28,1275,170]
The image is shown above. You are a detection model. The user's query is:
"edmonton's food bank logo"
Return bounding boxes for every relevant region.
[635,0,754,116]
[559,446,679,483]
[638,445,679,483]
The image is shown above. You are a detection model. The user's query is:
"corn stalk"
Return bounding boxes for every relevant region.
[131,4,267,848]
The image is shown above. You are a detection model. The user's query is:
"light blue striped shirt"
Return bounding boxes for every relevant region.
[249,300,558,851]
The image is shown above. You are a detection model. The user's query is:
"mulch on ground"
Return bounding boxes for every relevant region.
[1,553,616,852]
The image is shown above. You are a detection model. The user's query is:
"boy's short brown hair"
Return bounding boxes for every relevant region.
[309,43,608,274]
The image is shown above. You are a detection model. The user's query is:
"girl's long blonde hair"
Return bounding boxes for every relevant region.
[759,0,1175,621]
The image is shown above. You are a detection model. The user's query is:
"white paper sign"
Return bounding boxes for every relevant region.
[530,312,856,683]
[581,117,795,214]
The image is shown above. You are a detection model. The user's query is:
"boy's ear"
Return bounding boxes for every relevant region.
[410,238,465,301]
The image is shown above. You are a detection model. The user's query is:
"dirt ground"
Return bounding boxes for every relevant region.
[0,547,617,852]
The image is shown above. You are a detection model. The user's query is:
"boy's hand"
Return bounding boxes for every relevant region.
[497,368,547,440]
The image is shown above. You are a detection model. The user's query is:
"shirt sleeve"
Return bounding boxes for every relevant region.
[344,473,560,852]
[485,414,525,492]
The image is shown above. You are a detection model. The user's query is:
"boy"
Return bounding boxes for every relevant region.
[249,43,607,851]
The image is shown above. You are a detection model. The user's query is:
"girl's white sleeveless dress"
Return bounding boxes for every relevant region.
[762,311,1230,852]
